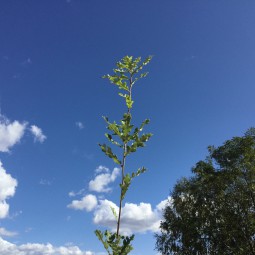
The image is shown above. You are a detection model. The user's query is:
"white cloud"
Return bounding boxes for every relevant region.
[67,194,98,212]
[0,114,46,151]
[75,122,84,130]
[93,198,170,235]
[0,237,96,255]
[0,115,27,152]
[156,196,172,212]
[95,165,109,174]
[0,201,9,219]
[0,161,17,219]
[0,228,17,237]
[68,189,85,197]
[30,125,47,143]
[68,164,170,234]
[68,191,76,197]
[39,179,52,186]
[89,168,120,193]
[21,58,32,67]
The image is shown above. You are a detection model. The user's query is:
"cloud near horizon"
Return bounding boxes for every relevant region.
[92,198,170,235]
[0,237,97,255]
[0,228,18,237]
[68,165,171,234]
[69,194,170,235]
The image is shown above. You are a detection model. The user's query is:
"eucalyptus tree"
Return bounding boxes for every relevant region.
[156,129,255,255]
[95,56,153,255]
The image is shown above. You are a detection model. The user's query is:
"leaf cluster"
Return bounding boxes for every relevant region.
[99,114,152,166]
[120,167,147,200]
[103,56,152,109]
[95,230,134,255]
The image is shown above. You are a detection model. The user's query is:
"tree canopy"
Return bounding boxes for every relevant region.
[155,128,255,255]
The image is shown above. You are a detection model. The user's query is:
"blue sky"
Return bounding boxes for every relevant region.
[0,1,255,254]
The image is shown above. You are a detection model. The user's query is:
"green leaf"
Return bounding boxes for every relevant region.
[105,133,122,147]
[110,206,118,221]
[120,174,132,200]
[99,144,121,165]
[139,119,150,132]
[95,230,111,254]
[125,95,134,109]
[118,92,126,98]
[103,117,121,136]
[140,72,148,79]
[143,55,153,66]
[140,133,153,143]
[131,167,147,179]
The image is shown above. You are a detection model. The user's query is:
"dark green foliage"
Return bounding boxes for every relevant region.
[95,230,134,255]
[96,56,152,255]
[155,128,255,255]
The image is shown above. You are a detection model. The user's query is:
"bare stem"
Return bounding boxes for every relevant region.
[116,144,127,237]
[116,75,133,237]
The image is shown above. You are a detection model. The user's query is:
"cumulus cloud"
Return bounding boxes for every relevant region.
[156,196,172,212]
[0,202,9,219]
[0,228,17,237]
[0,114,46,151]
[67,194,98,212]
[0,161,17,219]
[68,164,170,234]
[0,115,27,152]
[30,125,47,143]
[93,198,170,235]
[0,237,96,255]
[75,121,84,130]
[89,167,120,193]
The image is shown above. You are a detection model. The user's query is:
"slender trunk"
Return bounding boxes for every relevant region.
[116,144,127,237]
[116,75,133,237]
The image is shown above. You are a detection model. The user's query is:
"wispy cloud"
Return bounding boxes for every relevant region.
[30,125,47,143]
[9,210,22,220]
[21,58,32,67]
[0,227,17,237]
[68,188,85,197]
[184,55,198,61]
[75,121,84,130]
[39,179,52,186]
[25,227,33,233]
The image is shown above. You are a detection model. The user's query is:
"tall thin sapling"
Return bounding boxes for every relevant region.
[95,56,153,255]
